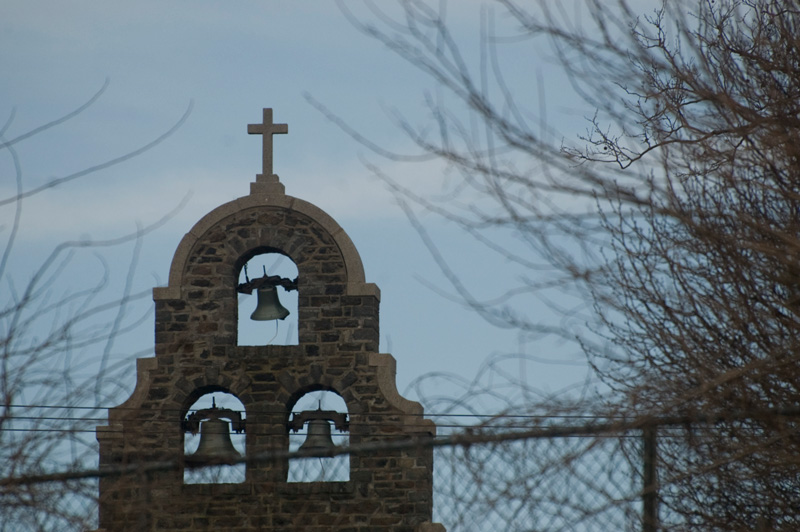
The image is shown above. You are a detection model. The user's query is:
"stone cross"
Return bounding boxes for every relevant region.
[248,108,288,178]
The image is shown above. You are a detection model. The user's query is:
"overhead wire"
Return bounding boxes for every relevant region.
[2,406,799,487]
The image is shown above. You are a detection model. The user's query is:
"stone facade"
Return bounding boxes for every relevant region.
[95,121,443,530]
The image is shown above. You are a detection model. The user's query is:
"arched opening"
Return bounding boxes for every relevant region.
[183,392,246,484]
[237,251,298,346]
[287,390,349,482]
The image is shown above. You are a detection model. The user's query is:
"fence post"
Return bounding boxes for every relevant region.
[643,425,658,532]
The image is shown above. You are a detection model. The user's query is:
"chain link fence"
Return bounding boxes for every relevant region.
[3,414,800,531]
[432,427,645,531]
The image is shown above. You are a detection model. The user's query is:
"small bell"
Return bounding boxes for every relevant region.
[190,418,240,462]
[299,418,336,452]
[250,285,290,321]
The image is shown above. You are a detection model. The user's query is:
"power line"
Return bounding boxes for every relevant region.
[3,402,614,420]
[2,407,799,487]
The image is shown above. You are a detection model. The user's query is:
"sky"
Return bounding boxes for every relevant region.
[1,1,597,415]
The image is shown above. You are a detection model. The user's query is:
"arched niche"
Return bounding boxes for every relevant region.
[286,388,349,483]
[183,391,246,485]
[236,249,298,346]
[164,195,372,292]
[152,194,382,356]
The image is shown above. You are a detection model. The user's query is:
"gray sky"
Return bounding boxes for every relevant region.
[1,0,594,408]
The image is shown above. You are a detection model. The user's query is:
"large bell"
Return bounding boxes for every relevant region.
[191,418,240,462]
[299,419,336,452]
[250,286,290,321]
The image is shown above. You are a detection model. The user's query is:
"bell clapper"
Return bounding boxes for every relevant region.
[267,319,279,345]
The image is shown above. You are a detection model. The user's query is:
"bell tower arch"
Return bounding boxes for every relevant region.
[95,109,445,532]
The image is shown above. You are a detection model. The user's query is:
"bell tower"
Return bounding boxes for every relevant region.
[95,109,445,531]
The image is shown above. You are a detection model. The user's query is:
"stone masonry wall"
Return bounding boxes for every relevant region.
[96,192,439,531]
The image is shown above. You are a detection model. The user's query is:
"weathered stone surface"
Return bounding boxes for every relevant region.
[96,174,441,531]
